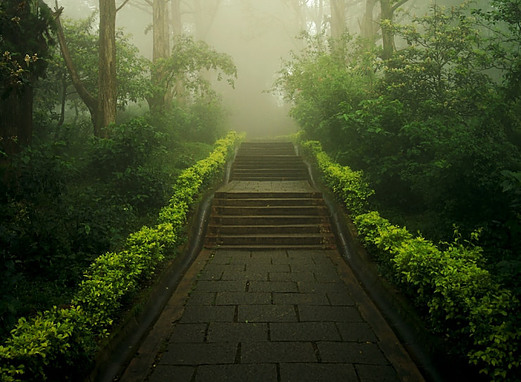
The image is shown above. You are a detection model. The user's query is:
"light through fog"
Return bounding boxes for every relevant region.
[45,0,467,138]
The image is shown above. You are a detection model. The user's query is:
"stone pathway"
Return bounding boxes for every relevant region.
[118,142,424,382]
[120,247,423,382]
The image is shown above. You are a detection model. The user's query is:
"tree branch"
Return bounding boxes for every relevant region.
[392,0,409,13]
[53,4,98,115]
[116,0,132,12]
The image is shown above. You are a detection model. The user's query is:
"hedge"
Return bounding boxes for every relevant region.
[301,139,521,381]
[0,131,242,382]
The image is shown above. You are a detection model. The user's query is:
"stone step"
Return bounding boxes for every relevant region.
[232,168,307,174]
[205,233,336,246]
[230,176,308,181]
[209,215,330,226]
[204,244,333,250]
[207,224,326,235]
[214,191,322,199]
[212,198,325,207]
[211,205,329,216]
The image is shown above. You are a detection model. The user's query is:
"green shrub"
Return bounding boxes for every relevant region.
[304,139,521,381]
[300,140,373,216]
[0,131,242,382]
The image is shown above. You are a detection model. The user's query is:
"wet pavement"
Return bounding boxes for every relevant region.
[119,247,424,382]
[117,142,424,381]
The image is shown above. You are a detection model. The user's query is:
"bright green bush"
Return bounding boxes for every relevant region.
[304,139,521,381]
[0,131,242,382]
[300,140,373,216]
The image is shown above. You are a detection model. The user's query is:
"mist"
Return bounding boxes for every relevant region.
[201,1,301,138]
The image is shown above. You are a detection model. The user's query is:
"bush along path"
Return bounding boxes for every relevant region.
[0,131,243,382]
[119,141,423,382]
[300,139,521,382]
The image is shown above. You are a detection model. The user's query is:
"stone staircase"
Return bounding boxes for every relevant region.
[205,141,336,250]
[230,141,309,181]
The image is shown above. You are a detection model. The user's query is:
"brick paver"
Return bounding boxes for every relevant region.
[121,248,424,382]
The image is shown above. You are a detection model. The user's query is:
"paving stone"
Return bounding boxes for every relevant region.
[186,292,216,306]
[210,251,251,264]
[280,363,358,382]
[298,281,350,294]
[148,365,195,382]
[355,364,400,382]
[270,322,341,341]
[327,292,355,306]
[239,305,297,322]
[207,322,268,342]
[246,264,291,273]
[298,305,363,322]
[317,342,388,364]
[248,281,297,293]
[251,249,287,259]
[221,270,268,281]
[273,292,329,305]
[203,263,246,272]
[215,291,271,305]
[336,322,377,342]
[242,256,273,265]
[291,262,337,274]
[180,305,235,323]
[270,271,315,282]
[160,343,237,365]
[169,324,207,343]
[195,280,246,292]
[313,269,342,282]
[241,342,317,363]
[198,268,223,281]
[195,364,277,382]
[287,249,323,257]
[274,256,315,265]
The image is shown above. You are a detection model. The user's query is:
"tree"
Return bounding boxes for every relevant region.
[98,0,117,135]
[330,0,346,39]
[0,0,55,155]
[379,0,409,59]
[54,0,127,136]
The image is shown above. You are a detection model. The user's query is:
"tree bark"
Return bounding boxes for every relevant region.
[330,0,346,40]
[330,0,346,59]
[380,0,393,60]
[54,8,100,133]
[361,0,377,43]
[147,0,171,113]
[171,0,182,37]
[0,86,33,155]
[98,0,117,136]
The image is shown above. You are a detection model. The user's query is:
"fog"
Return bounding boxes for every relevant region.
[50,0,325,138]
[202,1,301,138]
[47,0,473,138]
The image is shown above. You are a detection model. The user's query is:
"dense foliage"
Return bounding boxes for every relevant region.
[0,0,55,153]
[301,140,521,381]
[278,3,521,303]
[0,131,241,382]
[278,3,521,380]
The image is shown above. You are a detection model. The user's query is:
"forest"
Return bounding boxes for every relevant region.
[1,0,520,381]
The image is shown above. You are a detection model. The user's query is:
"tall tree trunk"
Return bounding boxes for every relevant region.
[148,0,171,113]
[330,0,346,58]
[170,0,185,102]
[380,0,393,60]
[380,0,409,60]
[361,0,377,43]
[171,0,182,36]
[98,0,117,136]
[54,7,100,134]
[0,86,33,156]
[330,0,346,40]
